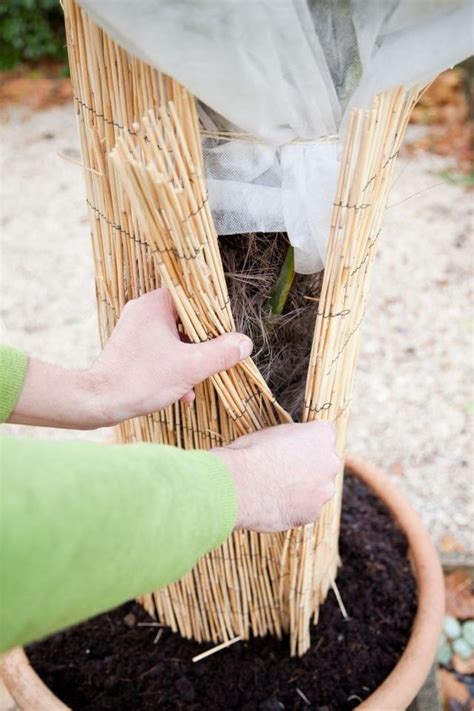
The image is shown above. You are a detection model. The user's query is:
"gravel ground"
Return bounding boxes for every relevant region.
[1,103,473,551]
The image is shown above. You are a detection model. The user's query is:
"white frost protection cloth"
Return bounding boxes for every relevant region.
[79,0,473,273]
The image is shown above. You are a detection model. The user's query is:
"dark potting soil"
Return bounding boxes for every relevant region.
[27,474,417,711]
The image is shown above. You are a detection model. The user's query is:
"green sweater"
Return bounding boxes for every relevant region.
[0,346,237,653]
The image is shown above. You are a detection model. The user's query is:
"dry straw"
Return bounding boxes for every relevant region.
[63,0,421,656]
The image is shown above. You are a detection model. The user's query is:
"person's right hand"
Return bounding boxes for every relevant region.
[212,421,340,533]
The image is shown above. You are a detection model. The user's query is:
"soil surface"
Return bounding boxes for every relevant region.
[27,474,417,710]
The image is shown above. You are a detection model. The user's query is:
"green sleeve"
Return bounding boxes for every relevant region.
[0,437,236,652]
[0,346,27,423]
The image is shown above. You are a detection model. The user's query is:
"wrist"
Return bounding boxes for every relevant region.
[81,362,146,428]
[73,367,112,429]
[8,358,110,430]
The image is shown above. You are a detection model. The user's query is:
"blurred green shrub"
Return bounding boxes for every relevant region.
[0,0,66,70]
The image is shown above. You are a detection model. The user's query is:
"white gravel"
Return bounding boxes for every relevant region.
[1,103,473,550]
[0,104,111,443]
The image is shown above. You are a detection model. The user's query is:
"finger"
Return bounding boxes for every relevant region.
[305,419,336,445]
[317,420,337,446]
[132,288,179,333]
[181,390,196,405]
[183,333,253,384]
[154,288,179,331]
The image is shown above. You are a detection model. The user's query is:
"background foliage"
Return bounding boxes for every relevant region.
[0,0,66,70]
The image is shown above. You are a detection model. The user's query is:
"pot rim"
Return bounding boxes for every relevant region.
[0,454,445,711]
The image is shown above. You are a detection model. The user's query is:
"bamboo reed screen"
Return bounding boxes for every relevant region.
[64,0,421,655]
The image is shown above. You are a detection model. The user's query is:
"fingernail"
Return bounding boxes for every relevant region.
[239,336,253,360]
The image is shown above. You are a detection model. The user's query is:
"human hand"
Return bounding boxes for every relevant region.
[9,289,253,430]
[212,421,340,532]
[87,289,253,426]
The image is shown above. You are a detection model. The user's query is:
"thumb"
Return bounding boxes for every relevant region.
[184,333,253,383]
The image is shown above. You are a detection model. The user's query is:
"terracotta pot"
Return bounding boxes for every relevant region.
[0,455,445,711]
[345,454,445,710]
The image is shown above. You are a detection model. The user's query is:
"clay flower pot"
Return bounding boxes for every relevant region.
[0,455,445,711]
[345,454,445,710]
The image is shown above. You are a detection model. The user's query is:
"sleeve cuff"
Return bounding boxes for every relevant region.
[0,346,28,423]
[185,449,238,547]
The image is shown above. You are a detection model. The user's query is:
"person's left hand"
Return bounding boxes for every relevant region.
[88,288,253,426]
[9,289,253,430]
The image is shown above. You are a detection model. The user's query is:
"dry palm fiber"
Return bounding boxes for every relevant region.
[220,233,323,420]
[63,0,421,656]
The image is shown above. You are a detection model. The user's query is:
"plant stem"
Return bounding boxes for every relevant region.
[267,245,296,315]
